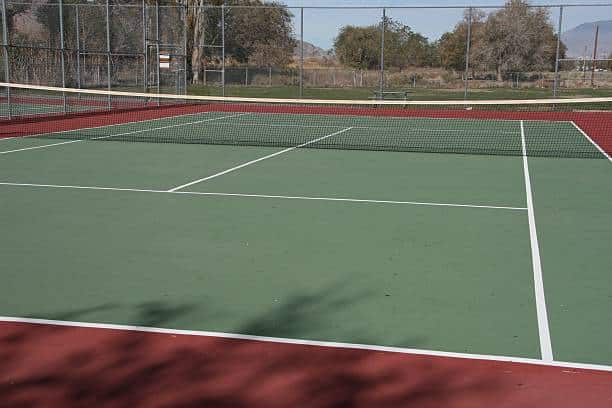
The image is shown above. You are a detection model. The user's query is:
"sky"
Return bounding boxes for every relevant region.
[279,0,612,49]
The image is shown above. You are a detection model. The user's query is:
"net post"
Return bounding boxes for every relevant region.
[142,0,147,93]
[58,0,67,112]
[379,8,385,100]
[464,7,472,101]
[221,3,225,97]
[553,6,563,98]
[75,4,81,90]
[299,7,303,98]
[1,0,11,119]
[105,0,112,109]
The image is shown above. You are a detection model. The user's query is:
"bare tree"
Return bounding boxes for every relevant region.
[188,0,215,84]
[475,0,561,81]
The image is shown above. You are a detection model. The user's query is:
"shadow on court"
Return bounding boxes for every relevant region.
[2,283,611,407]
[0,282,501,408]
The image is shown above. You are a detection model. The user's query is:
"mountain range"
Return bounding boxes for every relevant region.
[561,20,612,58]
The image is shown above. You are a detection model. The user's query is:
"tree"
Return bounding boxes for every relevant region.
[187,0,296,84]
[438,1,566,80]
[437,9,485,72]
[225,2,296,67]
[333,25,380,70]
[334,17,435,71]
[385,19,436,69]
[475,0,564,81]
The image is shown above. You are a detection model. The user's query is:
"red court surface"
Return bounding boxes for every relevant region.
[1,320,612,407]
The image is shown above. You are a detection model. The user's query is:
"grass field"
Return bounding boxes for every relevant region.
[188,84,612,100]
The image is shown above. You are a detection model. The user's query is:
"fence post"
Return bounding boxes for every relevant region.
[221,3,225,96]
[300,7,303,98]
[1,0,11,119]
[183,2,187,94]
[553,6,563,98]
[143,0,147,93]
[155,0,160,101]
[591,24,599,87]
[379,8,385,99]
[58,0,67,112]
[75,4,81,90]
[105,0,112,108]
[464,7,472,100]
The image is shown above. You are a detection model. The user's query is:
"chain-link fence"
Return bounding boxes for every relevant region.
[2,0,611,103]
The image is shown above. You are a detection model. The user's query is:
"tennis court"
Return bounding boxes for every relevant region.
[1,84,612,405]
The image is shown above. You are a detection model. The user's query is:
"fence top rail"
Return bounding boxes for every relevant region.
[4,1,612,9]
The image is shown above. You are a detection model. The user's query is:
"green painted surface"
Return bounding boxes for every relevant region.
[527,157,612,365]
[23,110,599,159]
[0,141,281,190]
[2,111,610,365]
[190,148,526,208]
[0,186,539,358]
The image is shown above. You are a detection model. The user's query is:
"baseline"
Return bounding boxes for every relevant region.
[1,316,610,373]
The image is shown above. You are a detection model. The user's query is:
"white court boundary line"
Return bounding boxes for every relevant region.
[570,121,612,162]
[0,112,252,155]
[168,127,354,192]
[4,107,226,139]
[0,181,526,211]
[520,120,553,362]
[0,139,82,154]
[1,315,611,373]
[206,120,520,135]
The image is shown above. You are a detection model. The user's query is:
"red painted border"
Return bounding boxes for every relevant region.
[1,321,611,407]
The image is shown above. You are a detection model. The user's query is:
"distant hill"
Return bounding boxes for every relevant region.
[294,40,331,59]
[561,20,612,58]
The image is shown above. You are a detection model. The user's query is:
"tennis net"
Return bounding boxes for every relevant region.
[1,83,611,159]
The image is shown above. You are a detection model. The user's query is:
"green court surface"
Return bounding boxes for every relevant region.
[1,112,611,368]
[1,101,68,118]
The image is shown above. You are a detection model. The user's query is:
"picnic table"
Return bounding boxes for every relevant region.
[370,90,413,100]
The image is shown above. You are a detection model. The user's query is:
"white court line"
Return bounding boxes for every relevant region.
[89,112,252,141]
[168,127,354,192]
[570,121,612,162]
[0,182,527,211]
[0,112,252,155]
[520,120,553,362]
[1,315,611,373]
[0,139,82,154]
[13,109,220,139]
[209,121,519,135]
